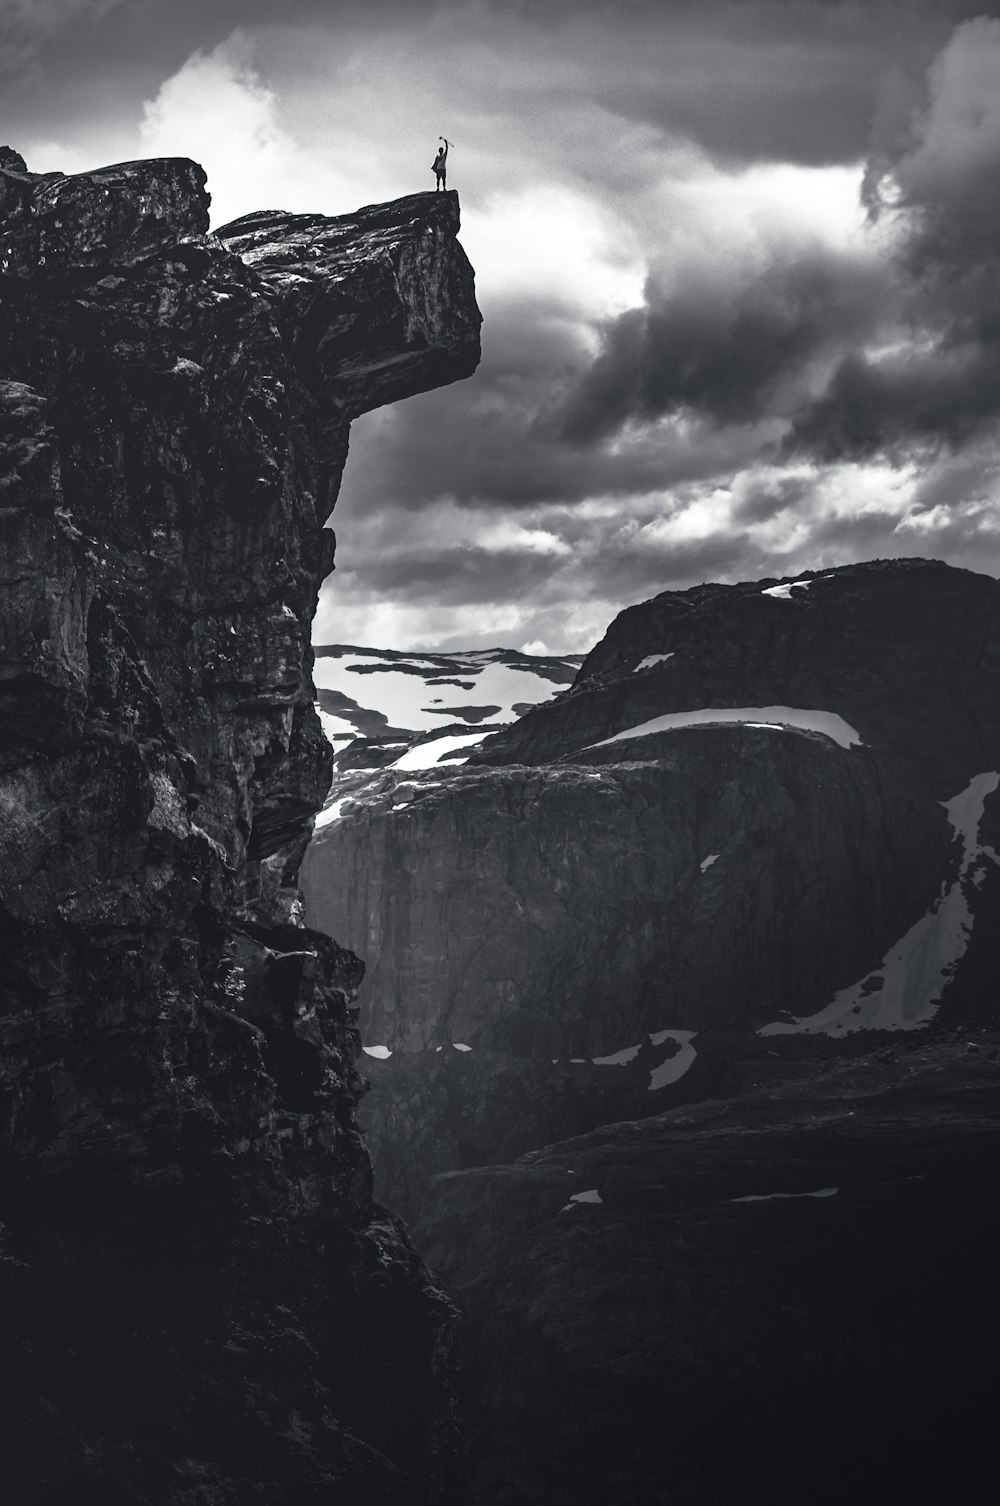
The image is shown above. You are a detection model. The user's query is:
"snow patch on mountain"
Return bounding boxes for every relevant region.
[389,732,491,770]
[761,770,1000,1036]
[561,1188,603,1211]
[732,1187,839,1203]
[648,1029,698,1089]
[583,706,863,754]
[592,1044,643,1066]
[762,581,812,600]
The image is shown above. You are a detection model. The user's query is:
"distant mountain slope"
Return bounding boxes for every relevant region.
[313,643,583,745]
[310,645,584,826]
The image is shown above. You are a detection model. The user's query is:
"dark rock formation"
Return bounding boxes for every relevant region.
[306,737,949,1054]
[0,149,480,1503]
[419,1036,1000,1505]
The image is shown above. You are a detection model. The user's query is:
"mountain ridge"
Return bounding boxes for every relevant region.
[301,556,1000,1500]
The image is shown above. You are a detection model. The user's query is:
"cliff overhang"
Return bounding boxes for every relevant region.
[0,146,481,1503]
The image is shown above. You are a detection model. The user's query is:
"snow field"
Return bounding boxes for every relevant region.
[389,732,491,771]
[313,648,575,738]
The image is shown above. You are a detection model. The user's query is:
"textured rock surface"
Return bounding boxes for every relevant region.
[419,1036,1000,1505]
[0,149,480,1503]
[305,735,949,1054]
[303,564,1000,1224]
[311,644,584,781]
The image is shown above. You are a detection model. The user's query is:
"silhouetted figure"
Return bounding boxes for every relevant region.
[432,137,451,191]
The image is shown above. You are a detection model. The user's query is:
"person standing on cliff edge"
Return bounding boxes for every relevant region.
[432,137,451,190]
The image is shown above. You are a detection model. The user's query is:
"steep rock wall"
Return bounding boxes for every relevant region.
[0,148,480,1504]
[301,560,1000,1232]
[305,734,949,1053]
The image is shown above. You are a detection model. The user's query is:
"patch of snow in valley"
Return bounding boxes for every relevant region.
[314,656,466,734]
[362,1046,392,1059]
[454,658,576,720]
[731,1187,838,1203]
[592,1044,643,1066]
[318,709,359,739]
[635,653,674,671]
[314,797,349,829]
[582,705,862,753]
[390,732,490,770]
[560,1188,603,1211]
[760,770,1000,1037]
[648,1029,697,1089]
[761,581,811,600]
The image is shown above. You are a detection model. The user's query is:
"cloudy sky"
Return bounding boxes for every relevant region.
[5,0,1000,652]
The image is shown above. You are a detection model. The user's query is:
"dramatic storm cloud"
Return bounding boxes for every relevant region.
[6,0,1000,649]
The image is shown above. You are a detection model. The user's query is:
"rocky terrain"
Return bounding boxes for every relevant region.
[0,146,480,1503]
[420,1033,1000,1505]
[302,559,1000,1500]
[303,561,1000,1200]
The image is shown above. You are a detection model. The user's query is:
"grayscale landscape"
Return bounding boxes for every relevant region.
[2,3,1000,1503]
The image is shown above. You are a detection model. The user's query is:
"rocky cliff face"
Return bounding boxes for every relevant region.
[0,147,480,1503]
[306,738,948,1055]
